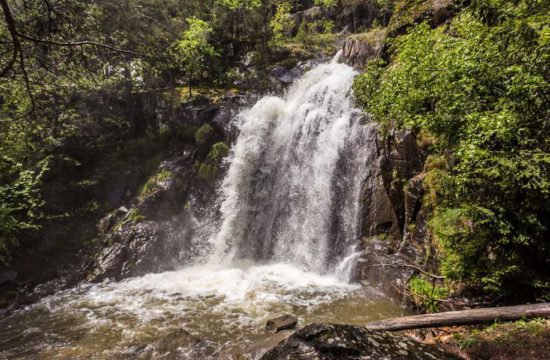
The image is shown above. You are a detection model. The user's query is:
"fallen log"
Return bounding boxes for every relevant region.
[366,303,550,331]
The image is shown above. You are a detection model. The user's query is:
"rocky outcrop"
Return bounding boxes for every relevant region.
[357,239,419,301]
[85,98,246,283]
[361,127,424,241]
[358,125,429,302]
[269,58,327,92]
[341,29,386,68]
[261,323,460,359]
[247,331,295,360]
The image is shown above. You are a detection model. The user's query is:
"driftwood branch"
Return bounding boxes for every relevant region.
[365,303,550,331]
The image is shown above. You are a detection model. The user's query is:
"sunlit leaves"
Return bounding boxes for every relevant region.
[176,17,218,93]
[217,0,261,10]
[353,0,550,297]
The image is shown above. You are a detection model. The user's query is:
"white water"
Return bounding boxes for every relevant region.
[211,60,370,276]
[0,59,407,359]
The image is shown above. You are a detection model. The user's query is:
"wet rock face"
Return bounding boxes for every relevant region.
[85,98,246,283]
[261,323,459,360]
[357,239,417,301]
[358,125,429,301]
[361,127,424,240]
[0,270,17,287]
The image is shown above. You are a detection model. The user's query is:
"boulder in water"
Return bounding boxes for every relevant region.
[266,314,298,333]
[261,323,460,359]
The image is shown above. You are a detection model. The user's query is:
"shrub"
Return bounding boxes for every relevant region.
[353,0,550,299]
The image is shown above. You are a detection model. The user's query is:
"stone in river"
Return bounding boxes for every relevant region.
[266,315,298,333]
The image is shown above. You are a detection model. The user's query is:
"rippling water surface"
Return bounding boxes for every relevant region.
[0,263,407,358]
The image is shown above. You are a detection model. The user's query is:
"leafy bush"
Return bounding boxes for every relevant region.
[353,0,550,299]
[0,157,50,264]
[409,276,448,313]
[270,1,296,45]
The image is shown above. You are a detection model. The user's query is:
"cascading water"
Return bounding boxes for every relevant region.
[0,58,407,359]
[211,58,370,277]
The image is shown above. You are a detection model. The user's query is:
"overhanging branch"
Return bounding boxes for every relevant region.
[0,0,20,76]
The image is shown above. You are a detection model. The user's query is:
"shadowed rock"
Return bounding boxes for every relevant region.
[261,323,460,359]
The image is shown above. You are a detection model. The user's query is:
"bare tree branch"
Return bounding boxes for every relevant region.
[0,0,20,76]
[18,46,36,114]
[16,33,143,57]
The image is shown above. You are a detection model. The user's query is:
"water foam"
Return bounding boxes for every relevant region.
[211,62,370,277]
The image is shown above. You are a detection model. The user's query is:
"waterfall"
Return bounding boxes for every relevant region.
[0,59,410,359]
[209,61,372,276]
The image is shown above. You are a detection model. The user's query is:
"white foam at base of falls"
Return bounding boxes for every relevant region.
[210,62,370,279]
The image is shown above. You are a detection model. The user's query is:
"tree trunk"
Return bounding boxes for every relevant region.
[365,303,550,331]
[169,69,176,134]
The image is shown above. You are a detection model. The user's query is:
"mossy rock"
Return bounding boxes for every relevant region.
[139,169,174,199]
[195,124,215,145]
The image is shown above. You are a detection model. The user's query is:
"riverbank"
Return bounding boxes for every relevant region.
[409,318,550,359]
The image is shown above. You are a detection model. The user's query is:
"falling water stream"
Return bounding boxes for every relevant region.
[0,59,407,359]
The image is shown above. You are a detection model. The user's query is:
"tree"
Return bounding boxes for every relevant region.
[176,17,218,97]
[270,1,295,44]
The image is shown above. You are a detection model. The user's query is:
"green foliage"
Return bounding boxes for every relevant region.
[353,0,550,298]
[176,17,219,96]
[139,169,174,198]
[409,276,448,313]
[454,318,549,350]
[292,18,337,54]
[270,1,296,44]
[0,157,50,264]
[217,0,261,10]
[314,0,337,8]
